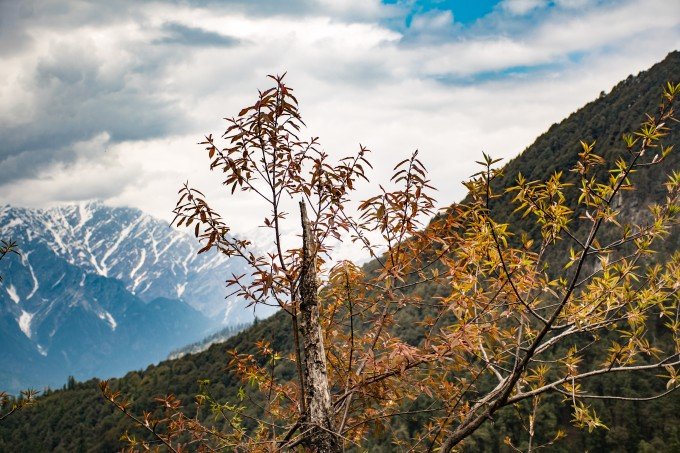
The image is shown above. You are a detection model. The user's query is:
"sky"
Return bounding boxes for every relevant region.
[1,0,679,250]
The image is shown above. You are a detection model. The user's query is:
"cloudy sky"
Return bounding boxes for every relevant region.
[1,0,679,241]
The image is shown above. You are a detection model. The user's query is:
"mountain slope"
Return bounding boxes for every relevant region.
[0,51,678,452]
[0,246,212,392]
[486,51,680,250]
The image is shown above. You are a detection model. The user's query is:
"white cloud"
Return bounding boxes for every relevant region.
[315,0,385,19]
[500,0,548,15]
[554,0,591,8]
[1,144,141,207]
[0,0,678,252]
[410,10,455,31]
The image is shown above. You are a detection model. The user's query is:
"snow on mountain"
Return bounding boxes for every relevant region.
[18,310,33,338]
[5,284,19,304]
[0,202,268,322]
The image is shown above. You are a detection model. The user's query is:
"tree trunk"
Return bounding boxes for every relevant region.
[298,201,340,452]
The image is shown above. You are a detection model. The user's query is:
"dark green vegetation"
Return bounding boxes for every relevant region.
[0,313,294,452]
[1,51,679,452]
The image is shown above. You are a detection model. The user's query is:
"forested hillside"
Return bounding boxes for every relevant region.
[488,51,680,258]
[1,51,678,452]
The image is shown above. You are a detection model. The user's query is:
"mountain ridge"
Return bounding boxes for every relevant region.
[0,201,247,320]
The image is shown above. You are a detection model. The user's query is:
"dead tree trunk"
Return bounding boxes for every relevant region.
[298,201,340,452]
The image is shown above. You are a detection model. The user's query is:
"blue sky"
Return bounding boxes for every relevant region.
[385,0,501,25]
[0,0,678,250]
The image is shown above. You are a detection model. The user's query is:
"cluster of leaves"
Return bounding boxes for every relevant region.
[0,390,37,423]
[173,75,371,309]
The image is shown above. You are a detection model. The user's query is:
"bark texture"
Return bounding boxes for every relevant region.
[298,201,340,452]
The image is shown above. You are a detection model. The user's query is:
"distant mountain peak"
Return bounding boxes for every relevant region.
[0,202,261,321]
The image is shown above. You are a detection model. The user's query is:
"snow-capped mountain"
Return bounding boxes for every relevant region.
[0,202,273,393]
[0,202,260,321]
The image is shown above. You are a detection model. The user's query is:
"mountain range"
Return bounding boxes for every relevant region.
[0,202,271,392]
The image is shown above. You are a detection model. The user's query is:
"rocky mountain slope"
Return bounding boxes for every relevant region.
[0,202,254,319]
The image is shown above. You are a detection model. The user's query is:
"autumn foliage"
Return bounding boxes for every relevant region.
[101,75,680,452]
